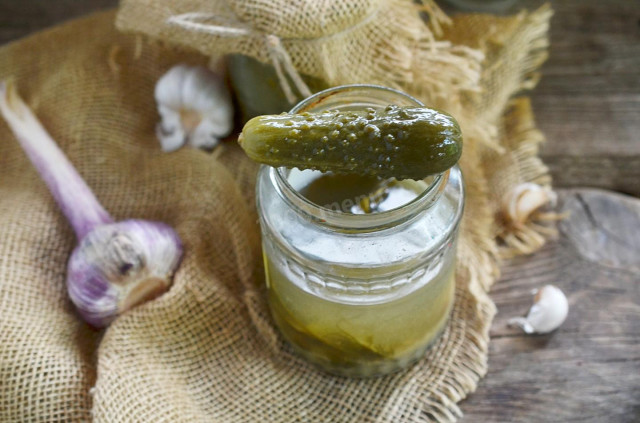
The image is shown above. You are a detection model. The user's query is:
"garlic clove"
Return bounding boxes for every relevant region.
[508,285,569,334]
[154,65,189,110]
[156,104,187,152]
[203,100,234,137]
[181,66,224,110]
[155,64,233,152]
[189,118,221,150]
[503,182,557,225]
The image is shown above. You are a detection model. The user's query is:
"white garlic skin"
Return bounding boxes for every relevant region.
[503,183,557,225]
[155,64,233,152]
[509,285,569,334]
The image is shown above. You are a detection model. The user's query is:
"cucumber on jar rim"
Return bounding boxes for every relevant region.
[238,105,462,181]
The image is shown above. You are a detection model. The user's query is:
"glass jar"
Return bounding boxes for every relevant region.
[256,85,464,377]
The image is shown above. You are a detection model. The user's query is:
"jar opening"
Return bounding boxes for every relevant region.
[270,84,449,232]
[285,168,440,213]
[273,166,447,231]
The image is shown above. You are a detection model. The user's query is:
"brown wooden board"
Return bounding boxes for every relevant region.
[461,189,640,422]
[533,0,640,196]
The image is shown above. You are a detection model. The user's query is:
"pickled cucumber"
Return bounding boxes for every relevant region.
[238,105,462,180]
[264,247,456,373]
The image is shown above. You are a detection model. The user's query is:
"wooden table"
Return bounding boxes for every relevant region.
[1,1,638,422]
[462,189,640,422]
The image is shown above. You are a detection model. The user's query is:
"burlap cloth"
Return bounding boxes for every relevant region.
[0,4,553,422]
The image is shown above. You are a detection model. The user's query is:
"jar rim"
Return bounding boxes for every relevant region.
[290,84,422,115]
[271,84,452,232]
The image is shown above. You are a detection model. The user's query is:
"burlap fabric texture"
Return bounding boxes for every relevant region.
[0,4,552,423]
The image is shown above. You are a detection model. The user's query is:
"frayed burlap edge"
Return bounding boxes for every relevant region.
[494,98,562,259]
[468,5,559,258]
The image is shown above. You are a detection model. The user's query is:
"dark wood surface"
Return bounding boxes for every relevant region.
[1,1,639,422]
[460,189,640,422]
[533,0,640,196]
[0,0,116,43]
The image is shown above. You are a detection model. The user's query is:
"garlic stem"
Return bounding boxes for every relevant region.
[0,81,183,327]
[0,81,112,239]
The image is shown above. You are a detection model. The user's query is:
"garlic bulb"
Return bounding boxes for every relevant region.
[502,182,557,225]
[508,285,569,334]
[0,81,183,328]
[155,64,233,152]
[67,221,182,326]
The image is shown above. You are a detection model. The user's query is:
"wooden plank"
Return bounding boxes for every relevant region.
[461,188,640,422]
[0,0,116,44]
[530,0,640,195]
[545,156,640,197]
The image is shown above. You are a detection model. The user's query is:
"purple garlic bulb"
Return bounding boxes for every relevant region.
[67,220,182,327]
[0,81,183,328]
